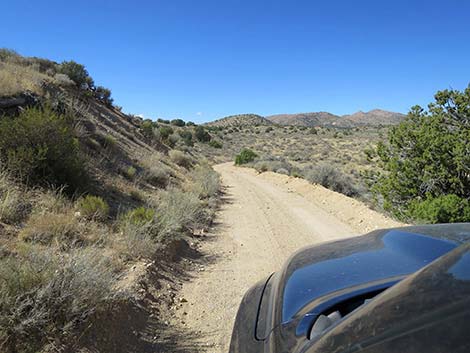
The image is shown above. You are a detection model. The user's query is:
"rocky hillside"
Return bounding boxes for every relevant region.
[0,49,222,353]
[205,113,272,127]
[266,109,405,127]
[340,109,405,126]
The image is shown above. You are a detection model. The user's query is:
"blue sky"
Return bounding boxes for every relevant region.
[2,0,470,123]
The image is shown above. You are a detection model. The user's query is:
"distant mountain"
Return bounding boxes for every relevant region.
[206,114,273,127]
[339,109,405,127]
[266,109,405,127]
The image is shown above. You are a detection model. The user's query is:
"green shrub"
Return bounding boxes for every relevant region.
[103,134,117,149]
[122,207,155,226]
[304,164,357,196]
[0,107,87,192]
[167,133,179,147]
[178,130,193,146]
[141,120,155,139]
[235,149,258,165]
[57,60,93,89]
[409,195,470,223]
[170,119,186,127]
[169,150,193,168]
[124,166,137,180]
[76,195,109,221]
[94,86,113,106]
[375,87,470,219]
[208,140,223,149]
[194,126,211,142]
[159,126,174,141]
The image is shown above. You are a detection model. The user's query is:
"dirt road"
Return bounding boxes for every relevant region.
[170,163,403,352]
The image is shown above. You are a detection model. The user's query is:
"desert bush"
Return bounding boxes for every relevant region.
[304,164,358,196]
[169,150,193,169]
[235,149,258,165]
[141,120,155,139]
[124,166,137,180]
[157,189,204,238]
[409,195,470,223]
[0,248,115,352]
[253,158,292,174]
[208,140,223,149]
[121,207,155,226]
[189,165,220,199]
[194,126,211,142]
[159,126,174,141]
[170,119,185,127]
[141,154,171,188]
[57,60,93,89]
[276,168,289,175]
[76,195,109,221]
[94,86,113,106]
[54,73,75,86]
[167,133,180,148]
[19,211,86,247]
[178,130,193,146]
[103,134,117,149]
[0,107,87,192]
[117,221,157,260]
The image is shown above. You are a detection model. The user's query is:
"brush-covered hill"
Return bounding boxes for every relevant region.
[205,113,272,127]
[0,49,221,352]
[267,112,338,126]
[340,109,405,126]
[266,109,405,127]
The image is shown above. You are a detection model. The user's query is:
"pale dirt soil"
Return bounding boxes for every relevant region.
[169,163,404,352]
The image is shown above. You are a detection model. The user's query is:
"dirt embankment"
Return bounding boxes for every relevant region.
[167,163,405,352]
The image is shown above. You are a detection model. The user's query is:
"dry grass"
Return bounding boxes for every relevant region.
[0,171,30,224]
[156,188,205,238]
[0,61,49,96]
[20,211,87,248]
[188,164,220,199]
[0,246,116,353]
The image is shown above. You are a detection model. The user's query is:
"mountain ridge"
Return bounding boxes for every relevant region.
[206,109,405,128]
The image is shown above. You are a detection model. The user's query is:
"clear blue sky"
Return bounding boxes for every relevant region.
[2,0,470,123]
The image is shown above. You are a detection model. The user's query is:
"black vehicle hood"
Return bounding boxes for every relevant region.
[257,224,470,352]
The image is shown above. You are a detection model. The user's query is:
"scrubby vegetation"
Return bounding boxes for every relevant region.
[303,164,358,196]
[235,148,258,165]
[0,107,86,191]
[0,50,221,352]
[374,86,470,223]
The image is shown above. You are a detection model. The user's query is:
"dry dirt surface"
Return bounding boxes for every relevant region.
[170,163,404,352]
